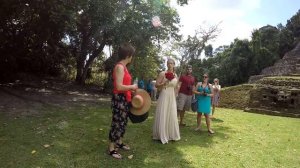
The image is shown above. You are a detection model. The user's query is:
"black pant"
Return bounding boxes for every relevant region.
[109,94,130,143]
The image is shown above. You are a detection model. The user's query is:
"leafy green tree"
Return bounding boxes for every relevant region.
[64,0,180,84]
[286,9,300,42]
[0,0,72,80]
[99,0,181,90]
[181,10,299,87]
[176,24,221,75]
[177,0,189,5]
[250,25,280,74]
[278,26,294,58]
[204,44,213,57]
[130,45,162,80]
[229,39,253,84]
[65,0,119,84]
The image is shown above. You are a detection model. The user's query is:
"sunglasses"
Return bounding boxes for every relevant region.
[203,76,208,78]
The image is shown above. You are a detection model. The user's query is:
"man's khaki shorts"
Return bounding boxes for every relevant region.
[177,93,193,111]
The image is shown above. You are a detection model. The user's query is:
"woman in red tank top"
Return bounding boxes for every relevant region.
[108,43,137,159]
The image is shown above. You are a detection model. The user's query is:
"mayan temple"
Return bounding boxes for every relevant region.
[249,42,300,82]
[246,42,300,117]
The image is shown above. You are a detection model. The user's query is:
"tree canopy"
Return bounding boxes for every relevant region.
[0,0,181,86]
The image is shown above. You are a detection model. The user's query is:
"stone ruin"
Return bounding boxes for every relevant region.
[249,43,300,83]
[246,77,300,117]
[246,43,300,117]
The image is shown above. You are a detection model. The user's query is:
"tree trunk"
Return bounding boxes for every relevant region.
[75,14,90,84]
[75,48,88,84]
[75,58,84,83]
[78,40,107,84]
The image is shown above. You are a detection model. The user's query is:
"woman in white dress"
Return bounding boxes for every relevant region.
[152,58,180,144]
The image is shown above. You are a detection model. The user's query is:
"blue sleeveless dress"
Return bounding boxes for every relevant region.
[196,85,211,114]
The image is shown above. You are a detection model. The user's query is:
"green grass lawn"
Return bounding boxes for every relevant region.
[1,103,300,168]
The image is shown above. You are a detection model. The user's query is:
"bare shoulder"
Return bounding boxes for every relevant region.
[115,64,124,71]
[115,64,124,69]
[158,71,166,77]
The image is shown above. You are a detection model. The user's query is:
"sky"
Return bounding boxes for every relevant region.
[170,0,300,49]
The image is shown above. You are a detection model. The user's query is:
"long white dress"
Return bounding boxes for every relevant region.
[152,72,181,144]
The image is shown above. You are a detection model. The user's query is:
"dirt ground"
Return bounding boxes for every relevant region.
[0,79,111,117]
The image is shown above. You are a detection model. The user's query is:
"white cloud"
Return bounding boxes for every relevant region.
[170,0,263,48]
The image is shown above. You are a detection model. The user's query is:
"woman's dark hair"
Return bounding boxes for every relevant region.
[118,43,135,60]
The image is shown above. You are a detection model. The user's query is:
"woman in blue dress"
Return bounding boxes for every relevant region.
[193,73,214,134]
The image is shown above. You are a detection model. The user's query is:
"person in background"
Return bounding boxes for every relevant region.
[108,43,137,159]
[146,79,153,95]
[138,77,145,89]
[176,65,196,126]
[193,73,214,134]
[211,78,221,118]
[151,78,157,101]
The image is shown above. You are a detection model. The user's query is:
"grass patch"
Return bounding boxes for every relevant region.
[255,76,300,88]
[265,76,300,80]
[0,104,300,168]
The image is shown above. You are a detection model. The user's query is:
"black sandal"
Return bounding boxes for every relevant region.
[108,150,122,159]
[116,143,130,150]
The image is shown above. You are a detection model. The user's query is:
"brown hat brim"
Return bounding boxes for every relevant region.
[130,89,151,115]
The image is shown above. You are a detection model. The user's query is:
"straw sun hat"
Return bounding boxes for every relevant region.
[129,89,151,123]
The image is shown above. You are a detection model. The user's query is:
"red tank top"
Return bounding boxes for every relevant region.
[113,63,132,102]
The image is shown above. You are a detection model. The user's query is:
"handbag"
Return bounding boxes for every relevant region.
[191,96,198,112]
